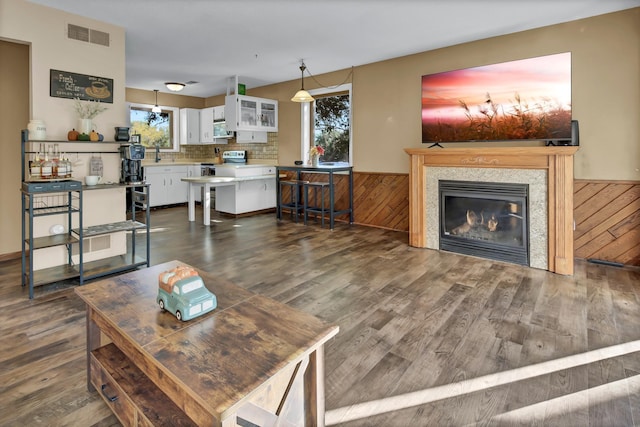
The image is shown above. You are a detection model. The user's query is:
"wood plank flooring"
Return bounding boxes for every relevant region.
[1,205,639,426]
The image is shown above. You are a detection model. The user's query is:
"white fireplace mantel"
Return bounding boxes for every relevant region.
[404,146,579,275]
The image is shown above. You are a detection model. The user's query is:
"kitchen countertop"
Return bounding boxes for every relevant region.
[182,174,278,184]
[142,161,275,168]
[214,163,274,169]
[141,161,202,167]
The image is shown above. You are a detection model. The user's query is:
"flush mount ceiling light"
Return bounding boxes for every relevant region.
[165,82,185,92]
[291,61,314,103]
[152,89,161,113]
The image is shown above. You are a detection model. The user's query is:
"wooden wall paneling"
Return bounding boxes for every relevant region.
[573,181,640,266]
[574,184,635,230]
[352,173,409,230]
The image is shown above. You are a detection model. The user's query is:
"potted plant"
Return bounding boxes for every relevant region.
[309,145,324,167]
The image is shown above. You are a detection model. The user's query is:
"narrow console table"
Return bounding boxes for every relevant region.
[276,164,354,229]
[75,260,339,426]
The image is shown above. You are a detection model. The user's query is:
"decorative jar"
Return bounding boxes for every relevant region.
[27,120,46,140]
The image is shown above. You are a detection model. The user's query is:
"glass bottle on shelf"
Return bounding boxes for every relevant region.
[38,143,45,164]
[52,144,60,178]
[29,150,41,180]
[67,154,72,178]
[57,151,68,178]
[41,150,53,179]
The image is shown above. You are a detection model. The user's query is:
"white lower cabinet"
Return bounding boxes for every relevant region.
[144,165,190,207]
[215,178,276,214]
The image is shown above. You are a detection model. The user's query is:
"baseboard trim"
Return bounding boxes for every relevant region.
[0,251,21,262]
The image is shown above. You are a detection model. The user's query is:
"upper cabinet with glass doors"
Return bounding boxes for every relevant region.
[225,95,278,132]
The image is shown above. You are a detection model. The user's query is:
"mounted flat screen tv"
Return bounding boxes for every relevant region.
[422,52,572,144]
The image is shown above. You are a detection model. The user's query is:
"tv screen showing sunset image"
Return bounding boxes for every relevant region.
[421,52,571,143]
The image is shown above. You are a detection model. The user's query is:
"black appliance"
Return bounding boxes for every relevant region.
[120,144,145,184]
[114,127,130,142]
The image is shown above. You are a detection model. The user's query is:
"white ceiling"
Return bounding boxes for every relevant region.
[29,0,640,98]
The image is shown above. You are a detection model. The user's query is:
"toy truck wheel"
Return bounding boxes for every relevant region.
[176,310,183,321]
[159,299,165,311]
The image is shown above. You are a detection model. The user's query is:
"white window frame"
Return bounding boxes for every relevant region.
[299,83,352,165]
[128,102,180,152]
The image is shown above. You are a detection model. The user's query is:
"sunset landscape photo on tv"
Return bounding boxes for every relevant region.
[421,52,572,143]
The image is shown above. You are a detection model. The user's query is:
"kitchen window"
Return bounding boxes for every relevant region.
[301,84,352,165]
[129,103,180,152]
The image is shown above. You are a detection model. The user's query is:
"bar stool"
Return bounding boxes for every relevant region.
[303,181,332,227]
[278,180,307,222]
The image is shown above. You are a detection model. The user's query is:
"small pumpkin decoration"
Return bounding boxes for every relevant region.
[67,128,79,141]
[98,133,104,142]
[78,132,90,141]
[89,130,99,142]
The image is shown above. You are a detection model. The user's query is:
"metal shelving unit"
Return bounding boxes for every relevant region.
[20,130,151,298]
[21,181,83,299]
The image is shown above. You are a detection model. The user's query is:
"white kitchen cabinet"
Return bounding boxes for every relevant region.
[236,130,268,143]
[214,105,225,121]
[214,166,276,214]
[215,179,276,214]
[225,95,278,132]
[180,108,200,145]
[144,165,190,207]
[199,107,214,143]
[212,105,232,142]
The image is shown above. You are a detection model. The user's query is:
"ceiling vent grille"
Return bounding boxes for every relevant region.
[67,24,110,47]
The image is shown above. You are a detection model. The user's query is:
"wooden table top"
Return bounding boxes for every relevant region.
[75,260,339,421]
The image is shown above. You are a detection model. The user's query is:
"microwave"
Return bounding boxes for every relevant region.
[213,120,233,138]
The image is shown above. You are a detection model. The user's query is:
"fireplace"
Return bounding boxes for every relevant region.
[404,146,578,275]
[439,180,529,265]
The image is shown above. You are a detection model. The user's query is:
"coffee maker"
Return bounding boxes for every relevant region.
[120,144,145,184]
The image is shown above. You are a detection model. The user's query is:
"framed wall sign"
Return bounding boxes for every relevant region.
[50,69,114,103]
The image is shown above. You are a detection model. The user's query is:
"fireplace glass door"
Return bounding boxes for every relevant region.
[439,180,529,265]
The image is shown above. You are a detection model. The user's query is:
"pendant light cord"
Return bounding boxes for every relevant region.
[305,65,354,90]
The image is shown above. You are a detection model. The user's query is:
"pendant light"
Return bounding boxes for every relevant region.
[152,89,161,113]
[165,82,185,92]
[291,61,314,103]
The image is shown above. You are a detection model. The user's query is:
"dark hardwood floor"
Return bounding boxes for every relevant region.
[1,205,640,426]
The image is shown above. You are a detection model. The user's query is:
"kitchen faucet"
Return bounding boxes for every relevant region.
[155,143,160,162]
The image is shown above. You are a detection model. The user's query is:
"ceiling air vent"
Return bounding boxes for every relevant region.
[67,23,110,47]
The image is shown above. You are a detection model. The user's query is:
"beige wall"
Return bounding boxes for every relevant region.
[238,8,640,181]
[126,88,205,109]
[0,0,127,256]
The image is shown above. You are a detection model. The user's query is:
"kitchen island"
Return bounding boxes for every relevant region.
[182,164,278,224]
[76,260,339,426]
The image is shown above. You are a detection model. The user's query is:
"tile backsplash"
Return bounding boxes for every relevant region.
[146,132,278,163]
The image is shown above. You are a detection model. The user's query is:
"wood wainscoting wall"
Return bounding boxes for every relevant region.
[280,171,410,231]
[352,172,409,230]
[295,173,638,268]
[574,180,640,266]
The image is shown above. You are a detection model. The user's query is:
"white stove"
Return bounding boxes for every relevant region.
[222,150,247,164]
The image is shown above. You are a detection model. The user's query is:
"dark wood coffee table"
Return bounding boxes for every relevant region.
[76,260,339,426]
